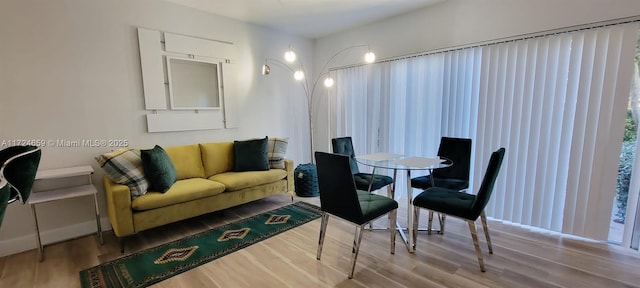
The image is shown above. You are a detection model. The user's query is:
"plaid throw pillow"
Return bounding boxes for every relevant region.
[96,148,149,199]
[267,137,288,169]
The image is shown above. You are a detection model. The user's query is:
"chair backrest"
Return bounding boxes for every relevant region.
[331,137,360,174]
[433,137,472,181]
[0,146,41,204]
[0,177,9,228]
[315,151,364,224]
[471,148,505,218]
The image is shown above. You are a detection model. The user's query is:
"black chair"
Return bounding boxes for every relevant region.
[0,145,42,228]
[331,137,394,197]
[315,151,398,279]
[411,137,472,233]
[412,148,505,272]
[0,178,10,228]
[411,137,472,190]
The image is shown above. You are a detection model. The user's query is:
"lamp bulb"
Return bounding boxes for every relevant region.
[285,50,297,63]
[364,51,376,63]
[324,77,334,88]
[294,70,304,81]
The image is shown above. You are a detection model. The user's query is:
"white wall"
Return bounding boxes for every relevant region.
[312,0,640,154]
[4,0,640,257]
[0,0,313,256]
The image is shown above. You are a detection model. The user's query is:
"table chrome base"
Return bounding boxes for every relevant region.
[395,223,445,252]
[368,222,444,253]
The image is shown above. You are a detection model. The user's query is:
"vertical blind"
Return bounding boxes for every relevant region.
[332,22,638,240]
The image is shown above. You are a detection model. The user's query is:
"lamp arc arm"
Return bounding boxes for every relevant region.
[265,58,311,99]
[309,44,370,100]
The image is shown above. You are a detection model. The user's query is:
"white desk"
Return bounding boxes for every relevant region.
[356,155,451,252]
[29,165,103,261]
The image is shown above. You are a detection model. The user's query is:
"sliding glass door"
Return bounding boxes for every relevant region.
[618,51,640,249]
[333,22,640,241]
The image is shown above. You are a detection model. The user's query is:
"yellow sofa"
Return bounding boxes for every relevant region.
[103,142,294,249]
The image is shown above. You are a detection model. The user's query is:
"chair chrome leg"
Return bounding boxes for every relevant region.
[439,214,446,234]
[391,169,397,198]
[317,213,329,260]
[385,185,395,224]
[349,225,365,279]
[390,209,397,254]
[412,207,420,249]
[467,220,485,272]
[427,211,434,235]
[480,211,493,254]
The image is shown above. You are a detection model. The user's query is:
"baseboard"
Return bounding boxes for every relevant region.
[0,217,112,257]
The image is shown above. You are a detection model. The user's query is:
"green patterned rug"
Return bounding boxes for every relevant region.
[79,202,322,288]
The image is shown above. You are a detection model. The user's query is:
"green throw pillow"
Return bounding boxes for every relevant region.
[141,145,177,193]
[234,137,269,172]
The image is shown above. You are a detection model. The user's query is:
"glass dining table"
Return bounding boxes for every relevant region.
[355,153,451,253]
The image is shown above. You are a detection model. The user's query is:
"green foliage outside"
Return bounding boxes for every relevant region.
[614,45,640,223]
[615,110,637,223]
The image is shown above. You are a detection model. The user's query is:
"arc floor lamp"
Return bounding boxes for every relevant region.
[262,45,376,162]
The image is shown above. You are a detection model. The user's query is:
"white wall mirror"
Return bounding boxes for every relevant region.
[167,56,221,110]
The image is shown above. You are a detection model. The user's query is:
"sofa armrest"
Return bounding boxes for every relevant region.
[103,176,135,237]
[284,159,294,194]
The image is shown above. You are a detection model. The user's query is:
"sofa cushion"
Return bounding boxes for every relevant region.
[131,178,225,211]
[267,137,288,169]
[141,145,177,193]
[209,169,287,191]
[95,148,149,199]
[163,144,205,180]
[200,142,234,177]
[234,137,269,172]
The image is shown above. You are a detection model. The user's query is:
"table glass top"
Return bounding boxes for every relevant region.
[356,154,452,170]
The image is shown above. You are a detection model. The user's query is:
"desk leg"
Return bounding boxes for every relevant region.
[93,194,103,245]
[407,169,415,253]
[30,204,44,262]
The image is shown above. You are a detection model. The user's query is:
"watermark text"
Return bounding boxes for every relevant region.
[1,139,129,148]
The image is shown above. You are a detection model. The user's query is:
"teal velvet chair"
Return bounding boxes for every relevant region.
[315,151,398,279]
[0,145,42,228]
[0,178,9,228]
[412,147,505,272]
[331,137,394,197]
[411,137,472,233]
[411,137,472,190]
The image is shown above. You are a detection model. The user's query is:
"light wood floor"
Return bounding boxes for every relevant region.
[1,194,640,288]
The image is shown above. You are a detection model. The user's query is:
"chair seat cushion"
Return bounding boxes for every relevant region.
[411,175,469,191]
[209,169,287,191]
[412,187,478,220]
[132,178,226,211]
[354,173,393,191]
[356,191,398,225]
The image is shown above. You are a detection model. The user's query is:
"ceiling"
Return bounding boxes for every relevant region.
[164,0,445,39]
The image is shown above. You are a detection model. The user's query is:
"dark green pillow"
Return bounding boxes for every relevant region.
[234,137,269,172]
[141,145,177,193]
